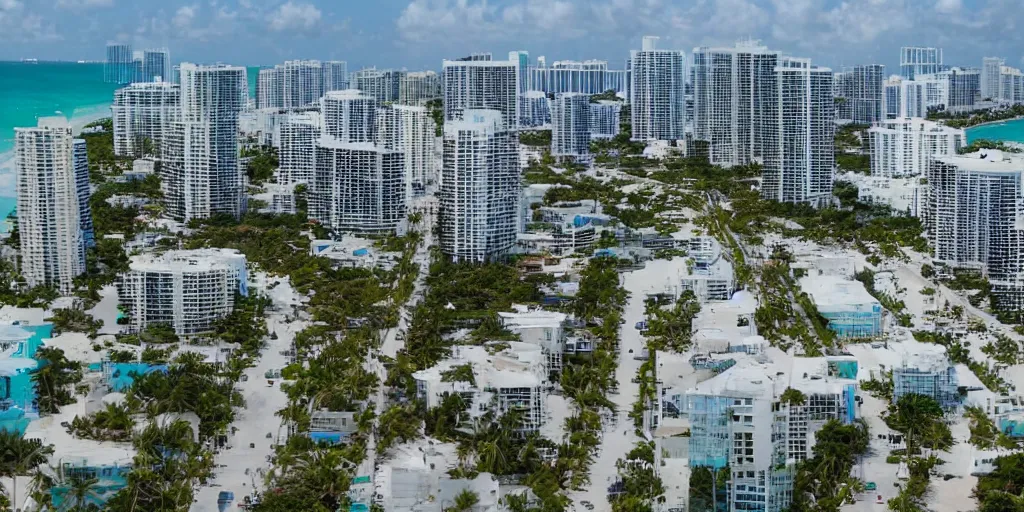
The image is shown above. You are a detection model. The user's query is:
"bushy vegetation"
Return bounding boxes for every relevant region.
[790,420,869,512]
[931,104,1024,129]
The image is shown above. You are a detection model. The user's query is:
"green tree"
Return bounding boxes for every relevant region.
[445,489,480,512]
[0,431,54,510]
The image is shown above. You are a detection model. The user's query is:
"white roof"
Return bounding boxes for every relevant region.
[413,345,545,389]
[498,307,567,329]
[799,275,879,309]
[128,248,246,274]
[932,149,1024,173]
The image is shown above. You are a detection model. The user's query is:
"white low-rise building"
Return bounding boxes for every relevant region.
[844,173,925,217]
[498,306,567,372]
[414,344,548,434]
[681,237,735,302]
[799,275,882,339]
[116,249,248,336]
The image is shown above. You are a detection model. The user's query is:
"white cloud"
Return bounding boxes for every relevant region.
[0,0,61,43]
[267,1,321,32]
[173,4,197,30]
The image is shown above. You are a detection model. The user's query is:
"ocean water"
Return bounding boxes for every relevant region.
[0,62,119,154]
[966,118,1024,143]
[0,62,260,223]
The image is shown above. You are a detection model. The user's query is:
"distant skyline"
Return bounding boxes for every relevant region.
[2,0,1024,73]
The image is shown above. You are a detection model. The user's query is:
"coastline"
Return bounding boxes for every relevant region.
[0,103,111,198]
[963,115,1024,131]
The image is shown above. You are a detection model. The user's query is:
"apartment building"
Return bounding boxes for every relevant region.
[111,81,181,157]
[442,59,519,131]
[321,89,378,144]
[352,68,404,103]
[117,248,248,336]
[999,65,1024,104]
[498,306,568,373]
[519,91,551,128]
[278,114,319,185]
[311,141,405,234]
[550,93,590,159]
[868,118,965,177]
[983,57,1004,100]
[256,60,348,109]
[691,41,779,166]
[883,76,927,119]
[376,104,437,199]
[674,354,859,512]
[589,100,622,140]
[630,36,686,141]
[438,110,519,262]
[927,151,1024,311]
[835,64,885,124]
[15,118,87,293]
[414,345,548,435]
[917,67,981,112]
[528,59,623,95]
[398,71,441,104]
[761,58,835,204]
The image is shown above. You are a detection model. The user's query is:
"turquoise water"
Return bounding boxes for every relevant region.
[0,62,119,154]
[0,62,258,223]
[966,118,1024,143]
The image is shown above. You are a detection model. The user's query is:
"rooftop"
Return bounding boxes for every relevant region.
[127,248,246,274]
[932,149,1024,172]
[799,275,879,310]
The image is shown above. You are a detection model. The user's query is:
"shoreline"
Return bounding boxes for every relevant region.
[0,103,112,198]
[964,115,1024,131]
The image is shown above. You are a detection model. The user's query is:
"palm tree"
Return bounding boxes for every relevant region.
[0,431,54,510]
[446,489,480,512]
[54,471,102,511]
[884,393,945,457]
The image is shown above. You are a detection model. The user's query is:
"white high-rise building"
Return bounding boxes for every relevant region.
[999,65,1024,104]
[15,118,86,293]
[631,36,686,142]
[868,118,965,178]
[117,249,248,336]
[278,114,319,185]
[442,59,519,131]
[163,63,248,222]
[551,93,590,159]
[835,65,885,125]
[283,60,325,108]
[589,100,622,140]
[257,67,283,109]
[761,58,834,204]
[311,141,406,234]
[112,81,181,157]
[692,41,779,166]
[983,57,1005,100]
[883,76,927,119]
[917,68,981,111]
[322,60,349,92]
[352,68,403,103]
[927,151,1024,311]
[439,110,519,262]
[900,47,943,80]
[321,89,378,143]
[257,61,349,109]
[520,91,551,128]
[398,71,441,105]
[377,105,437,199]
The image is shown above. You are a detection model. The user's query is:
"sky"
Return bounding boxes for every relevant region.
[1,0,1023,72]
